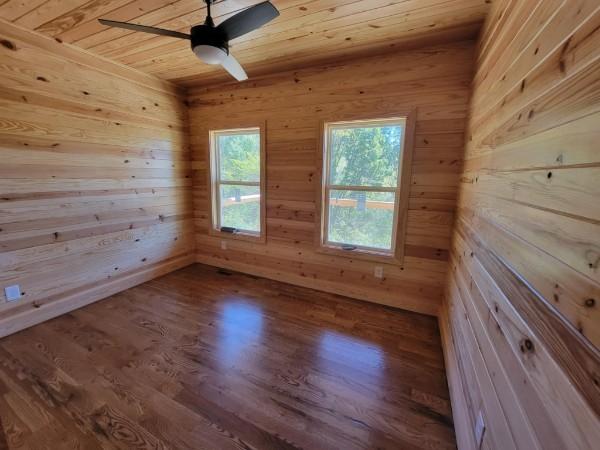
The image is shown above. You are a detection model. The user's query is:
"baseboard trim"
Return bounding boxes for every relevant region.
[195,253,439,316]
[0,253,195,338]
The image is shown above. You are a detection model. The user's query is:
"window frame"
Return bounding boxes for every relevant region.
[208,122,266,243]
[316,111,416,264]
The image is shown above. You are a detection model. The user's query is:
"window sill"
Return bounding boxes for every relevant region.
[316,244,404,266]
[209,229,266,244]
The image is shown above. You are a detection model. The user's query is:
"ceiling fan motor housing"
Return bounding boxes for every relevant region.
[191,25,228,54]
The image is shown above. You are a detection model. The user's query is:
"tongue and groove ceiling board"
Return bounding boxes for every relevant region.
[0,0,490,86]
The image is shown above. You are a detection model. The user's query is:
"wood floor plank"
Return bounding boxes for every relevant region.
[0,263,456,449]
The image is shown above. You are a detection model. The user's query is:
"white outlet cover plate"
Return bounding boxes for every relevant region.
[475,411,485,448]
[374,266,384,279]
[221,240,227,250]
[4,285,21,301]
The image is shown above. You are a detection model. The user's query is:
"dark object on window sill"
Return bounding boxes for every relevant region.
[341,244,357,251]
[221,226,238,233]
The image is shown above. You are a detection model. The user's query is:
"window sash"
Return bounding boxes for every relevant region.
[321,118,406,255]
[210,127,262,235]
[213,128,260,184]
[326,184,396,192]
[218,180,260,186]
[215,181,261,234]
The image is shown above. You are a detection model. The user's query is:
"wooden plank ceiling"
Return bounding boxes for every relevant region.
[0,0,490,85]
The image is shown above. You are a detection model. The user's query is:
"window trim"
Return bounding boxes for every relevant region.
[316,111,416,265]
[208,122,266,243]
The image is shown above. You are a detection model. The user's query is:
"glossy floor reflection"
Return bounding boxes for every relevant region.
[218,301,264,366]
[318,330,385,379]
[0,264,455,450]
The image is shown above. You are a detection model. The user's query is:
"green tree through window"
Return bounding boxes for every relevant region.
[211,129,261,234]
[323,119,405,252]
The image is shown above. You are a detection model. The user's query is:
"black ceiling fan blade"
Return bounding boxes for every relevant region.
[216,1,279,41]
[98,19,190,40]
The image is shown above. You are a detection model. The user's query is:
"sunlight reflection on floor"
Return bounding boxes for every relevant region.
[217,301,264,365]
[318,330,385,376]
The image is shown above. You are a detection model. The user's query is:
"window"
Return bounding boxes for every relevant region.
[319,116,412,261]
[209,126,265,240]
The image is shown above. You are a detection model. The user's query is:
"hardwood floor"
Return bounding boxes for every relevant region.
[0,264,455,450]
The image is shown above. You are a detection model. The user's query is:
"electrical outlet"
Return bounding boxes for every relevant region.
[374,266,384,279]
[221,240,228,250]
[474,411,485,449]
[4,285,21,302]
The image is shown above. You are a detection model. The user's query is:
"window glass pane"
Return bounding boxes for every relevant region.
[218,132,260,182]
[327,190,395,250]
[220,185,260,232]
[329,124,402,187]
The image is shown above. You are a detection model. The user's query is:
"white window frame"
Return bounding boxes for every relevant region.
[317,114,415,264]
[208,125,266,242]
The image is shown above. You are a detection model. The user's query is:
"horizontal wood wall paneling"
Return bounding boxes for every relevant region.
[0,32,187,123]
[445,272,519,450]
[442,1,600,449]
[447,266,554,450]
[464,166,600,222]
[474,0,546,86]
[451,220,600,449]
[462,111,600,170]
[0,253,194,338]
[0,133,191,160]
[0,221,192,270]
[458,222,600,417]
[438,304,478,450]
[0,235,192,306]
[0,19,193,337]
[0,17,182,96]
[457,206,600,347]
[458,186,599,283]
[190,40,474,316]
[0,99,185,150]
[472,0,598,116]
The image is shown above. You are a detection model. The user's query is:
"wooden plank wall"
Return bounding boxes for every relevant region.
[440,0,600,448]
[0,19,194,338]
[189,40,475,316]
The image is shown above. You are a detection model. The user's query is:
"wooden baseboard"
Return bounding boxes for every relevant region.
[195,253,438,316]
[0,253,195,338]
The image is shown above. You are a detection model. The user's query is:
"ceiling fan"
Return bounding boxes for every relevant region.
[98,0,279,81]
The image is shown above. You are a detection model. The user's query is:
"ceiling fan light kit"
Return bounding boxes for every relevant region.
[98,0,279,82]
[193,45,227,65]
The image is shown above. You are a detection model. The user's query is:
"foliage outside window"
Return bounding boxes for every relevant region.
[321,118,408,256]
[209,128,263,237]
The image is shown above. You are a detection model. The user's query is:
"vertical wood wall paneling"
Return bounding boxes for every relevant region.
[0,19,194,338]
[189,40,475,316]
[440,1,600,449]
